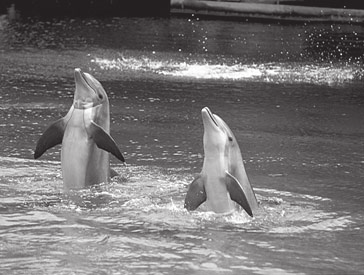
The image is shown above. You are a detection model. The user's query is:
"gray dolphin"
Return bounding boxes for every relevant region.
[184,107,258,216]
[34,68,124,190]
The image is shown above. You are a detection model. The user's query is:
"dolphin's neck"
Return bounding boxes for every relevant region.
[203,152,227,170]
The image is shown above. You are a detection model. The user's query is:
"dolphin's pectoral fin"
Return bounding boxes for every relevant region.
[184,175,206,211]
[226,171,253,217]
[34,118,66,159]
[89,121,125,163]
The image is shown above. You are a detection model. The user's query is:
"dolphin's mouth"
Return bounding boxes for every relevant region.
[77,69,97,96]
[74,68,103,109]
[204,107,219,127]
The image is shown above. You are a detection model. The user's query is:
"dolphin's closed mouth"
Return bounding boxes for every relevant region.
[204,107,219,127]
[79,70,97,96]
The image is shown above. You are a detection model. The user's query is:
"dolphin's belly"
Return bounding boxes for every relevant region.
[203,161,236,213]
[205,180,235,213]
[61,123,109,190]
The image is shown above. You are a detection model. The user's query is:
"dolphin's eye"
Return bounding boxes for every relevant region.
[228,137,233,142]
[98,94,103,100]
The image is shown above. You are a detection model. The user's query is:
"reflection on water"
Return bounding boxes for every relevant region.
[0,16,363,275]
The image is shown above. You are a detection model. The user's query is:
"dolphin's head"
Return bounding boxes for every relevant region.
[73,68,108,109]
[201,107,234,158]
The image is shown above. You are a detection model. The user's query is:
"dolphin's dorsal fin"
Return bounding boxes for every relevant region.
[34,118,66,159]
[89,121,125,163]
[226,171,253,217]
[184,175,207,211]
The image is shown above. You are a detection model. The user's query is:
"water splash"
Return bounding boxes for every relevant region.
[0,158,356,235]
[257,188,354,234]
[92,55,363,85]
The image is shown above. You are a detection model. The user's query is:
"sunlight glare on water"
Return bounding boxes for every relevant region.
[92,55,363,85]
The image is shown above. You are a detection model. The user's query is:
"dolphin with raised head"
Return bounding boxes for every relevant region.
[184,107,258,216]
[34,68,125,190]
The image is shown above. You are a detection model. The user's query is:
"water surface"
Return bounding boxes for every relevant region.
[0,17,363,274]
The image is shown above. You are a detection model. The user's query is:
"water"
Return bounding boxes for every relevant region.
[0,16,363,274]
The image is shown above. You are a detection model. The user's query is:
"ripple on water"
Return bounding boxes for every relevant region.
[0,156,360,274]
[0,157,354,235]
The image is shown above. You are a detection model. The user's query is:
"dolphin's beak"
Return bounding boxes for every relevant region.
[74,68,87,88]
[74,68,94,94]
[74,68,98,106]
[202,107,219,128]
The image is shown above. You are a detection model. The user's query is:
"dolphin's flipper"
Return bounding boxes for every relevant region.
[184,175,207,211]
[34,118,66,159]
[226,171,253,217]
[90,121,125,163]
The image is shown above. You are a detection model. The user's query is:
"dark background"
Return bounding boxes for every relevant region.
[1,0,364,18]
[0,0,171,18]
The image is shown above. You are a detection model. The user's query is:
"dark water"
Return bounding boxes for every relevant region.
[0,16,363,274]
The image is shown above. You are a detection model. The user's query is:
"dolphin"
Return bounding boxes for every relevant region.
[34,68,125,190]
[184,107,258,216]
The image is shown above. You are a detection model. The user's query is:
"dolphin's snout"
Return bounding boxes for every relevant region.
[202,107,219,128]
[201,107,210,115]
[74,68,84,84]
[74,68,82,77]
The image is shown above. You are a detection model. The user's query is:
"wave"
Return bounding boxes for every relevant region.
[92,55,363,85]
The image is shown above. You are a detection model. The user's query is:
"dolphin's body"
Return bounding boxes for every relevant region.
[34,68,124,190]
[184,107,258,216]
